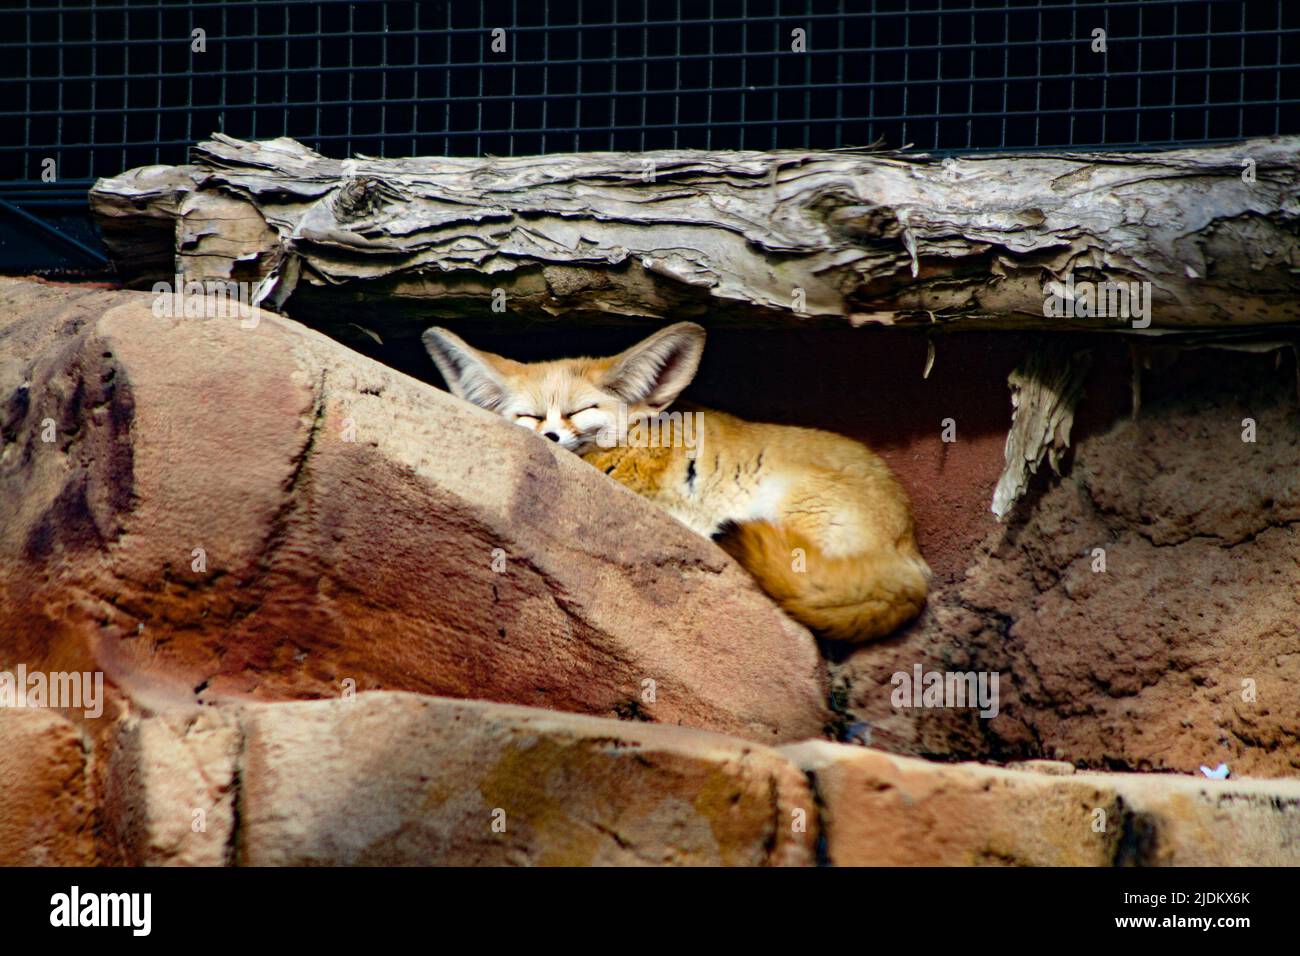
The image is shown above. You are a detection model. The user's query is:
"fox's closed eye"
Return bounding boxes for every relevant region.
[514,414,540,424]
[569,405,600,416]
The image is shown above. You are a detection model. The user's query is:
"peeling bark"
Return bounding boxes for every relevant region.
[89,134,1300,334]
[992,345,1092,519]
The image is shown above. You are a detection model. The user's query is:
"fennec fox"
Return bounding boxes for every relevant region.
[422,322,929,641]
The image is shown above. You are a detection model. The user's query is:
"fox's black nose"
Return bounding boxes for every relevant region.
[544,431,561,442]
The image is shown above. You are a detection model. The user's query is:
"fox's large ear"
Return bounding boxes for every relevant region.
[602,322,705,409]
[421,327,511,411]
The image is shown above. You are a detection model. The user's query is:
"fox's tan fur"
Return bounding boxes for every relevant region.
[423,321,929,642]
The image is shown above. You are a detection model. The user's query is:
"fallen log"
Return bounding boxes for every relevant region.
[88,134,1300,334]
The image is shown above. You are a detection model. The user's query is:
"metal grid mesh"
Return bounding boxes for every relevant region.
[2,0,1298,268]
[6,0,1300,182]
[7,0,1300,178]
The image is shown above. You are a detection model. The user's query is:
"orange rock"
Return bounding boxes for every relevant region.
[786,741,1300,866]
[0,276,827,743]
[113,693,818,866]
[784,741,1120,866]
[0,709,95,865]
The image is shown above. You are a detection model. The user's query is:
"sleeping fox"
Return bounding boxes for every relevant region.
[422,321,929,641]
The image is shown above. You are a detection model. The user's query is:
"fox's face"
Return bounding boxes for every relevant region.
[421,322,705,454]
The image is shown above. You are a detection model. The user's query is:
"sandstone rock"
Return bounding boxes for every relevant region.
[839,350,1300,776]
[1086,772,1300,866]
[786,741,1120,866]
[1009,760,1076,776]
[787,741,1300,866]
[102,709,241,865]
[10,693,1296,867]
[0,708,95,865]
[0,276,827,743]
[232,692,817,866]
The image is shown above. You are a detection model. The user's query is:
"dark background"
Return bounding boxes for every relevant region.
[2,0,1299,271]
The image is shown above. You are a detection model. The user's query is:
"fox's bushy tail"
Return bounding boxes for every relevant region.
[717,521,930,642]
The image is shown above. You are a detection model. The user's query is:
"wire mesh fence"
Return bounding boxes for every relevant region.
[2,0,1298,267]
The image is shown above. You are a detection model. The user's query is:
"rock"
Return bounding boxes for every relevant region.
[0,708,95,865]
[0,276,827,743]
[1009,760,1077,776]
[785,741,1119,866]
[787,741,1300,866]
[231,692,817,866]
[1087,772,1300,866]
[102,710,241,865]
[8,692,1297,866]
[838,349,1300,776]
